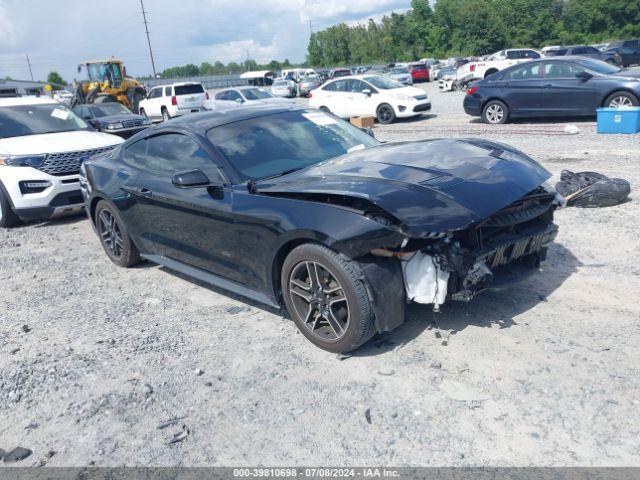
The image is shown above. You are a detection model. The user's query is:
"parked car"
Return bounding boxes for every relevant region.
[138,82,208,122]
[457,49,542,86]
[330,68,352,79]
[463,57,640,124]
[309,75,430,124]
[386,67,413,86]
[297,75,322,97]
[545,45,622,66]
[81,105,560,352]
[52,90,74,105]
[271,79,297,98]
[0,96,123,227]
[73,103,151,138]
[604,45,640,67]
[211,87,293,108]
[409,63,430,82]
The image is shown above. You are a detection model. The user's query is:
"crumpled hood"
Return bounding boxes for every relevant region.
[256,139,551,236]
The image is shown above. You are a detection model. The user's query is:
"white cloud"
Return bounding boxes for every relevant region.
[0,0,410,81]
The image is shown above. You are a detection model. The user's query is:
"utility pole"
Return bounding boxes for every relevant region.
[25,54,33,81]
[140,0,157,78]
[309,20,313,35]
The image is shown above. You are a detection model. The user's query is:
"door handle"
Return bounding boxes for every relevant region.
[122,186,153,197]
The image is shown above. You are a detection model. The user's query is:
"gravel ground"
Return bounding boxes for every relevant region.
[1,82,639,467]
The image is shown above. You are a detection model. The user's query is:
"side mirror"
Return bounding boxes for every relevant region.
[88,119,101,128]
[172,169,212,188]
[576,71,593,81]
[362,89,372,97]
[235,98,244,104]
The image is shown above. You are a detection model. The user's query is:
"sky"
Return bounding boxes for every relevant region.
[0,0,409,82]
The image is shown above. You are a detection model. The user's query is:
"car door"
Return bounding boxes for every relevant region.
[124,132,238,279]
[324,79,351,117]
[542,61,600,115]
[500,62,546,114]
[345,79,376,116]
[145,87,162,118]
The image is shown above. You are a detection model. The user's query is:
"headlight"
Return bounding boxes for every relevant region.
[106,122,123,130]
[394,93,415,101]
[0,154,47,167]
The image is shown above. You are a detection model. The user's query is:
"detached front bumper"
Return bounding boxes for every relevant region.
[403,222,559,308]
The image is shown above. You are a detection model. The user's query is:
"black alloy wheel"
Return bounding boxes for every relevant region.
[288,260,350,342]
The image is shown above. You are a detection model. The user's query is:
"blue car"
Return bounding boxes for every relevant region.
[463,57,640,124]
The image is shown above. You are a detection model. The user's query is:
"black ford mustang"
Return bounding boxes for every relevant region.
[80,105,561,353]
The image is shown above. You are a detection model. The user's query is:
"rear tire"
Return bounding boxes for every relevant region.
[0,182,21,228]
[281,244,375,353]
[94,200,140,268]
[376,103,396,124]
[482,100,509,124]
[604,91,639,108]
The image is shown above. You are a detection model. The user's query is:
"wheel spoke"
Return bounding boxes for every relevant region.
[329,296,347,306]
[291,287,314,303]
[290,279,311,291]
[325,310,343,338]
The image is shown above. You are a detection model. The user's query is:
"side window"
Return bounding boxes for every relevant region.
[584,47,599,54]
[572,47,586,55]
[523,50,541,59]
[226,90,242,101]
[164,86,171,96]
[215,91,228,100]
[322,82,337,91]
[332,80,349,92]
[503,63,541,80]
[146,134,216,175]
[347,80,367,93]
[149,88,161,99]
[123,139,148,168]
[544,62,582,78]
[623,40,638,48]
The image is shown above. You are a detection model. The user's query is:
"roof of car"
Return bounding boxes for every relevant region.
[0,96,59,107]
[161,104,303,131]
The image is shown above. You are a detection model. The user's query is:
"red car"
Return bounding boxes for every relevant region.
[409,63,430,82]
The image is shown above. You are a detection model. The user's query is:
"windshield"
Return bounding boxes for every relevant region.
[207,110,379,181]
[242,88,273,100]
[90,104,131,117]
[410,64,427,70]
[363,76,403,90]
[576,58,622,75]
[390,68,409,74]
[86,62,123,86]
[0,104,89,138]
[303,76,320,83]
[273,81,288,87]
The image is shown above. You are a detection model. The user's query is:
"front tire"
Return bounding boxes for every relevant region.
[319,106,331,113]
[376,103,396,124]
[0,183,20,228]
[162,108,171,122]
[139,107,147,118]
[605,91,639,108]
[482,100,509,124]
[95,200,140,268]
[281,244,375,353]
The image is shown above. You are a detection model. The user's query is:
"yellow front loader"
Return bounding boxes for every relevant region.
[71,59,147,113]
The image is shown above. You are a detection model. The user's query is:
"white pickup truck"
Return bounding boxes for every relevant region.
[456,49,542,87]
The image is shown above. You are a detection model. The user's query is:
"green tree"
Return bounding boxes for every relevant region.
[47,71,66,88]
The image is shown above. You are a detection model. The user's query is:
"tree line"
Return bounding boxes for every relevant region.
[155,59,296,79]
[306,0,640,65]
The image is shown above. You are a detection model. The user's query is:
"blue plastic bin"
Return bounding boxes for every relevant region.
[597,107,640,134]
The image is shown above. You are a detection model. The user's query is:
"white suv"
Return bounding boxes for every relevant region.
[0,97,123,227]
[138,82,208,122]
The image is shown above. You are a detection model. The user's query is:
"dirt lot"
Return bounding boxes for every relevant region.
[1,82,639,467]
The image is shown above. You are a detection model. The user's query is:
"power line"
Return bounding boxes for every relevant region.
[140,0,157,78]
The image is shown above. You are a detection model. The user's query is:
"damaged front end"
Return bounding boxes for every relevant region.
[378,186,559,310]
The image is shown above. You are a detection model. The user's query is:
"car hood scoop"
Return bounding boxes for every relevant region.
[256,139,551,236]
